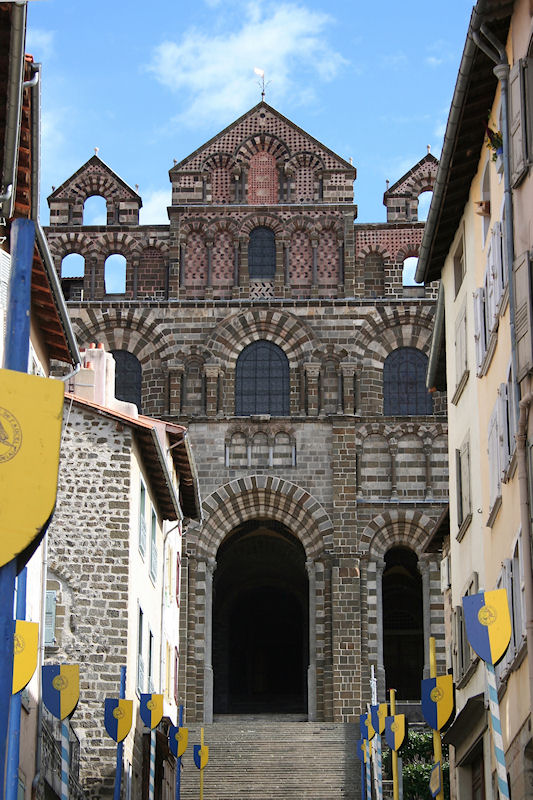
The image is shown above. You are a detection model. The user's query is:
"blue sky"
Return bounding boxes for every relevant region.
[26,0,475,227]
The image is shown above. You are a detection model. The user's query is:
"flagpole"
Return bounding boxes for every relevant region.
[176,705,183,800]
[113,667,126,800]
[370,666,383,800]
[61,721,70,800]
[390,689,399,800]
[429,637,444,800]
[486,662,510,800]
[6,567,27,800]
[199,727,205,800]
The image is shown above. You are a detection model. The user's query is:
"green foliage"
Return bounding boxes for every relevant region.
[382,729,450,800]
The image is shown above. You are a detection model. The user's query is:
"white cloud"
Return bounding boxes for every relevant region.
[145,2,347,124]
[425,56,443,68]
[26,28,55,61]
[139,189,171,225]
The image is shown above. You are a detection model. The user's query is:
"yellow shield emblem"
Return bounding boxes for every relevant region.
[0,369,64,568]
[12,620,39,694]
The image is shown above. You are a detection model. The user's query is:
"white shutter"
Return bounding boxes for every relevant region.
[440,555,450,592]
[455,307,467,387]
[509,60,528,186]
[473,287,487,370]
[460,439,471,519]
[484,266,497,334]
[487,406,501,510]
[490,222,504,311]
[498,383,510,474]
[44,590,57,646]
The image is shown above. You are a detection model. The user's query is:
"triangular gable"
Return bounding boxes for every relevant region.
[48,155,141,201]
[385,152,439,197]
[170,101,355,175]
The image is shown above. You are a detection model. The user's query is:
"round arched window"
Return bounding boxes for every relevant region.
[235,340,289,416]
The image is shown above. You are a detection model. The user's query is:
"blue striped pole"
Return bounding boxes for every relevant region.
[366,739,372,800]
[375,732,383,800]
[361,752,366,800]
[113,667,127,800]
[61,721,70,800]
[176,704,183,800]
[149,729,156,800]
[486,663,510,800]
[0,218,35,796]
[6,567,27,800]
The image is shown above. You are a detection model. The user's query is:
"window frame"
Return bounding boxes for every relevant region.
[235,340,290,417]
[383,347,433,416]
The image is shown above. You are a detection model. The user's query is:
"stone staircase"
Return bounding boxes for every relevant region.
[178,716,360,800]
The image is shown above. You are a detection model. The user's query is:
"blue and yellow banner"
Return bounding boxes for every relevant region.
[104,698,133,743]
[356,739,365,762]
[0,369,64,567]
[421,675,454,731]
[12,620,38,694]
[169,725,188,758]
[139,693,163,729]
[429,761,442,798]
[193,744,209,770]
[359,712,375,740]
[385,714,406,751]
[462,589,512,666]
[42,664,79,720]
[370,702,388,735]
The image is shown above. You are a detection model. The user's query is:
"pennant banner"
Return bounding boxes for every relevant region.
[0,369,64,568]
[356,739,365,762]
[462,589,512,666]
[104,698,133,743]
[370,702,388,735]
[193,744,209,770]
[12,620,38,694]
[169,725,188,758]
[42,664,79,720]
[359,712,375,741]
[139,693,163,730]
[421,675,454,731]
[429,761,442,798]
[385,714,406,751]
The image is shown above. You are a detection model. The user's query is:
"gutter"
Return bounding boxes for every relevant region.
[426,282,445,390]
[1,1,26,218]
[516,391,533,717]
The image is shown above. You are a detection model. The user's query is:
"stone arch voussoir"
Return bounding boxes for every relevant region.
[362,509,435,558]
[71,311,173,365]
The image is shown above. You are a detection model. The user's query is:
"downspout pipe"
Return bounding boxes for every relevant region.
[1,1,27,218]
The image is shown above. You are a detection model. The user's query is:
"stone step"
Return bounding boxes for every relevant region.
[178,721,359,800]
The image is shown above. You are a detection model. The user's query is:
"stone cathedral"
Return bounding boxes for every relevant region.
[45,102,448,727]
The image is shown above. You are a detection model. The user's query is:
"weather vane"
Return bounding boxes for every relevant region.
[254,67,270,101]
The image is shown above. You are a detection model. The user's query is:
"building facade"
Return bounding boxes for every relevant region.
[417,2,533,799]
[45,102,448,725]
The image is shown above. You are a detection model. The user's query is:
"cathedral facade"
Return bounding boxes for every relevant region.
[45,102,447,724]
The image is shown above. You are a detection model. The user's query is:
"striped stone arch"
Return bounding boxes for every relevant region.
[197,475,334,560]
[179,218,211,243]
[70,309,173,365]
[48,232,97,263]
[286,151,325,172]
[396,244,420,261]
[207,308,318,368]
[68,172,130,202]
[201,152,233,173]
[361,509,436,556]
[354,421,397,446]
[239,213,284,237]
[206,218,239,242]
[357,243,393,261]
[140,237,169,255]
[353,305,435,364]
[94,231,143,260]
[234,132,290,167]
[286,215,316,237]
[316,216,344,238]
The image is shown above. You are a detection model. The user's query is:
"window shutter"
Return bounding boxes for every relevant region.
[460,439,471,520]
[455,308,467,387]
[484,267,497,334]
[490,223,504,311]
[455,448,464,526]
[150,510,157,581]
[509,60,528,186]
[513,251,533,379]
[440,555,450,592]
[473,288,486,370]
[487,406,501,510]
[44,590,57,646]
[176,552,181,607]
[139,482,147,556]
[498,383,510,474]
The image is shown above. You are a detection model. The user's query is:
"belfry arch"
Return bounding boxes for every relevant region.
[185,476,334,722]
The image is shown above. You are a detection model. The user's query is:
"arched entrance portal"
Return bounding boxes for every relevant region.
[213,520,309,715]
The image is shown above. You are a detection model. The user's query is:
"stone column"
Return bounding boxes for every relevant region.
[203,557,217,723]
[355,444,362,497]
[205,237,213,298]
[204,365,219,418]
[389,438,398,499]
[311,237,318,292]
[337,236,344,287]
[179,243,186,289]
[424,438,433,499]
[306,558,317,721]
[284,243,290,289]
[169,367,184,415]
[304,363,321,416]
[341,363,357,415]
[419,557,431,679]
[375,558,387,697]
[233,241,240,288]
[89,255,97,300]
[132,255,140,300]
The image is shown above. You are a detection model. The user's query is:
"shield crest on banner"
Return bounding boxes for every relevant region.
[12,620,38,694]
[193,744,209,770]
[42,664,79,720]
[421,675,454,731]
[370,702,388,735]
[104,698,133,743]
[169,725,189,758]
[359,712,375,740]
[385,714,406,751]
[0,369,64,569]
[462,589,512,665]
[140,693,163,729]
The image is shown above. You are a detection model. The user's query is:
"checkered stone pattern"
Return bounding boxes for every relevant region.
[249,281,274,299]
[289,230,312,294]
[211,168,232,203]
[185,232,207,289]
[248,152,279,205]
[212,231,234,296]
[317,230,338,289]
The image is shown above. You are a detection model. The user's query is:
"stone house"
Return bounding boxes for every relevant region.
[44,345,200,799]
[417,1,533,798]
[45,101,449,795]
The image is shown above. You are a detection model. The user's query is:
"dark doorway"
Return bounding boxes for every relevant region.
[213,521,308,715]
[382,547,424,700]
